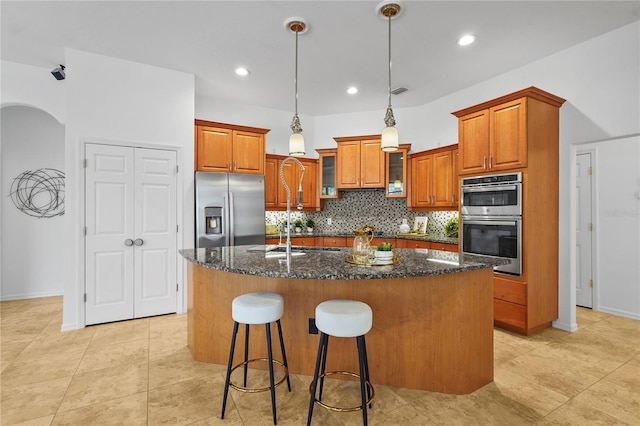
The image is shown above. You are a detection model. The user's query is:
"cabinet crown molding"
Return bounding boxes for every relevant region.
[451,86,566,118]
[194,119,270,134]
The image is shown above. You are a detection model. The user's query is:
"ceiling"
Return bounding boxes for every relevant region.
[2,1,638,116]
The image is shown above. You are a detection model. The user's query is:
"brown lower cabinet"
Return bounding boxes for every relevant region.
[430,242,459,252]
[493,275,529,332]
[289,236,316,246]
[317,236,348,247]
[397,239,431,249]
[267,236,459,253]
[396,239,459,252]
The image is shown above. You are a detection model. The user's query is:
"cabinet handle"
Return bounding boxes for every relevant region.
[489,157,493,169]
[483,156,487,169]
[228,162,232,172]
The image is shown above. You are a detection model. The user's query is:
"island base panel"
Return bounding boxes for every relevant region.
[187,263,493,394]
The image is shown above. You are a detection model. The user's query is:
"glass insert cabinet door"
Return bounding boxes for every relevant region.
[317,148,339,199]
[385,144,409,198]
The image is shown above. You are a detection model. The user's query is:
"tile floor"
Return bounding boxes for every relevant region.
[1,296,638,425]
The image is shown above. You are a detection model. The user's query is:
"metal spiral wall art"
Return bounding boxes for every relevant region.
[9,168,65,218]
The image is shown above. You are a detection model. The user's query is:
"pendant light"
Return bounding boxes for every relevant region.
[285,18,308,157]
[378,2,401,152]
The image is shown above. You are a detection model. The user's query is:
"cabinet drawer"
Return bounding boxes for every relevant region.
[430,242,459,252]
[494,276,527,305]
[494,299,526,330]
[290,237,315,246]
[402,240,431,249]
[319,237,347,247]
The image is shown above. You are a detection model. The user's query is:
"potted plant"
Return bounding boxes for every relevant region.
[293,219,303,233]
[305,218,315,233]
[374,242,394,263]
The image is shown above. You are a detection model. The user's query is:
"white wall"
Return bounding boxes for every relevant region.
[63,49,195,330]
[581,136,639,319]
[0,61,66,123]
[1,106,65,299]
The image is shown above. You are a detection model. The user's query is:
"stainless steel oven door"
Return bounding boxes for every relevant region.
[461,182,522,216]
[461,216,521,276]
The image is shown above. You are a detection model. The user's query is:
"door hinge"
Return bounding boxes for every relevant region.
[176,283,179,292]
[589,223,593,231]
[84,293,87,302]
[176,165,179,174]
[588,166,592,175]
[83,159,87,168]
[589,279,593,288]
[83,226,87,236]
[176,224,179,233]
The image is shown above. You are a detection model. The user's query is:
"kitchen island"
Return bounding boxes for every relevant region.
[181,246,505,394]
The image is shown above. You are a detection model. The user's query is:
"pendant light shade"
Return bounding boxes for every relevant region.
[285,18,307,157]
[381,123,398,151]
[289,132,305,156]
[378,2,401,152]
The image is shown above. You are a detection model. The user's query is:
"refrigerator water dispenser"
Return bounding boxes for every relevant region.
[205,207,222,234]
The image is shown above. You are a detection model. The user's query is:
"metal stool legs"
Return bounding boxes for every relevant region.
[221,319,290,425]
[307,332,373,425]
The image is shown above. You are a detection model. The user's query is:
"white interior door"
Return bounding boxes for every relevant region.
[85,144,177,325]
[576,152,594,308]
[133,148,177,318]
[85,144,135,325]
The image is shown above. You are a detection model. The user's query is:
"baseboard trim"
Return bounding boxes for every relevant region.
[0,291,63,302]
[552,319,578,332]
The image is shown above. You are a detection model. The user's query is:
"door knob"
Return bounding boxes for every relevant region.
[124,239,134,246]
[134,238,144,246]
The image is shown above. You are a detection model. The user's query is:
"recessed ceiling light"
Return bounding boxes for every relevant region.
[235,67,249,76]
[458,34,476,46]
[347,86,358,95]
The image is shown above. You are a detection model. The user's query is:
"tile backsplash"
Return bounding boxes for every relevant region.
[265,190,457,236]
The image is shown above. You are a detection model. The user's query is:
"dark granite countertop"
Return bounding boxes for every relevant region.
[266,232,459,245]
[180,245,506,280]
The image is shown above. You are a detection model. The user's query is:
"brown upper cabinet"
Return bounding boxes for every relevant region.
[407,144,458,210]
[452,87,565,176]
[385,144,410,198]
[265,154,319,211]
[335,135,385,189]
[194,120,269,175]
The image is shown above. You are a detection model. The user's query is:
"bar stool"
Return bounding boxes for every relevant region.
[307,299,374,425]
[221,292,291,425]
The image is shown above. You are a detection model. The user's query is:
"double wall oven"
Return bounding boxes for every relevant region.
[460,172,522,276]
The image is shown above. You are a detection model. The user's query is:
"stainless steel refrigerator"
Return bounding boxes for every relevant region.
[195,171,265,248]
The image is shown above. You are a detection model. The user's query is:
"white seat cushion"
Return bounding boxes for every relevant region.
[232,292,284,324]
[315,300,373,337]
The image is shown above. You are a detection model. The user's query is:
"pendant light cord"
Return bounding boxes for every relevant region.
[294,26,299,115]
[387,11,392,108]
